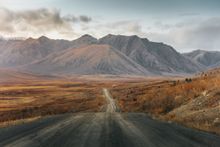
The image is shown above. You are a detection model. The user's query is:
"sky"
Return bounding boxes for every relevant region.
[0,0,220,52]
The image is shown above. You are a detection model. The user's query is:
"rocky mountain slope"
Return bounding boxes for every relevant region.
[99,34,203,74]
[184,50,220,68]
[0,36,71,67]
[0,34,212,75]
[0,35,96,68]
[23,44,150,75]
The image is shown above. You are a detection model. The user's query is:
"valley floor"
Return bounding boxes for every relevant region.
[0,72,220,145]
[0,89,219,147]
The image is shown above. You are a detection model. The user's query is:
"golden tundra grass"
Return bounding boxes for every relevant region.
[110,71,220,135]
[0,80,108,123]
[1,72,220,135]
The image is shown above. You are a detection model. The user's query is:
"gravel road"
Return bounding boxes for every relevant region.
[0,89,219,147]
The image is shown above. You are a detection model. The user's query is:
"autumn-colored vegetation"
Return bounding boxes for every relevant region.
[111,74,219,112]
[0,81,106,123]
[0,76,152,124]
[110,69,220,135]
[1,69,220,135]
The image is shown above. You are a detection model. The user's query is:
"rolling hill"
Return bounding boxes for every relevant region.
[0,69,59,83]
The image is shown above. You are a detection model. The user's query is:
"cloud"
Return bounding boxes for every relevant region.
[0,7,92,39]
[178,12,200,17]
[79,16,92,23]
[85,20,145,37]
[147,17,220,52]
[1,6,219,52]
[63,15,92,23]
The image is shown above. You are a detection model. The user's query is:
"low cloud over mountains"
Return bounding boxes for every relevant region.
[0,8,92,39]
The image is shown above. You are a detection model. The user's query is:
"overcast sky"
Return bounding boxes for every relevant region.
[0,0,220,52]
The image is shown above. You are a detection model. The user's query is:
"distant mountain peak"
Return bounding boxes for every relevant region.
[38,36,50,42]
[81,34,94,37]
[193,49,207,53]
[78,34,97,41]
[101,34,149,42]
[25,37,35,42]
[0,34,207,75]
[184,49,220,67]
[104,34,138,38]
[71,34,98,47]
[194,49,219,53]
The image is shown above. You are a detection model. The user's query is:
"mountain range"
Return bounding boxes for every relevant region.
[184,50,220,69]
[0,34,219,76]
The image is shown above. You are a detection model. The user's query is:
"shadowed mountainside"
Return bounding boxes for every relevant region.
[0,34,213,75]
[100,34,203,74]
[184,49,220,68]
[0,35,96,68]
[22,44,151,75]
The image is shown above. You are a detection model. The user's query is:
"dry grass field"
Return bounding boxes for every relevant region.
[0,75,159,125]
[0,80,107,123]
[0,70,220,135]
[110,69,220,135]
